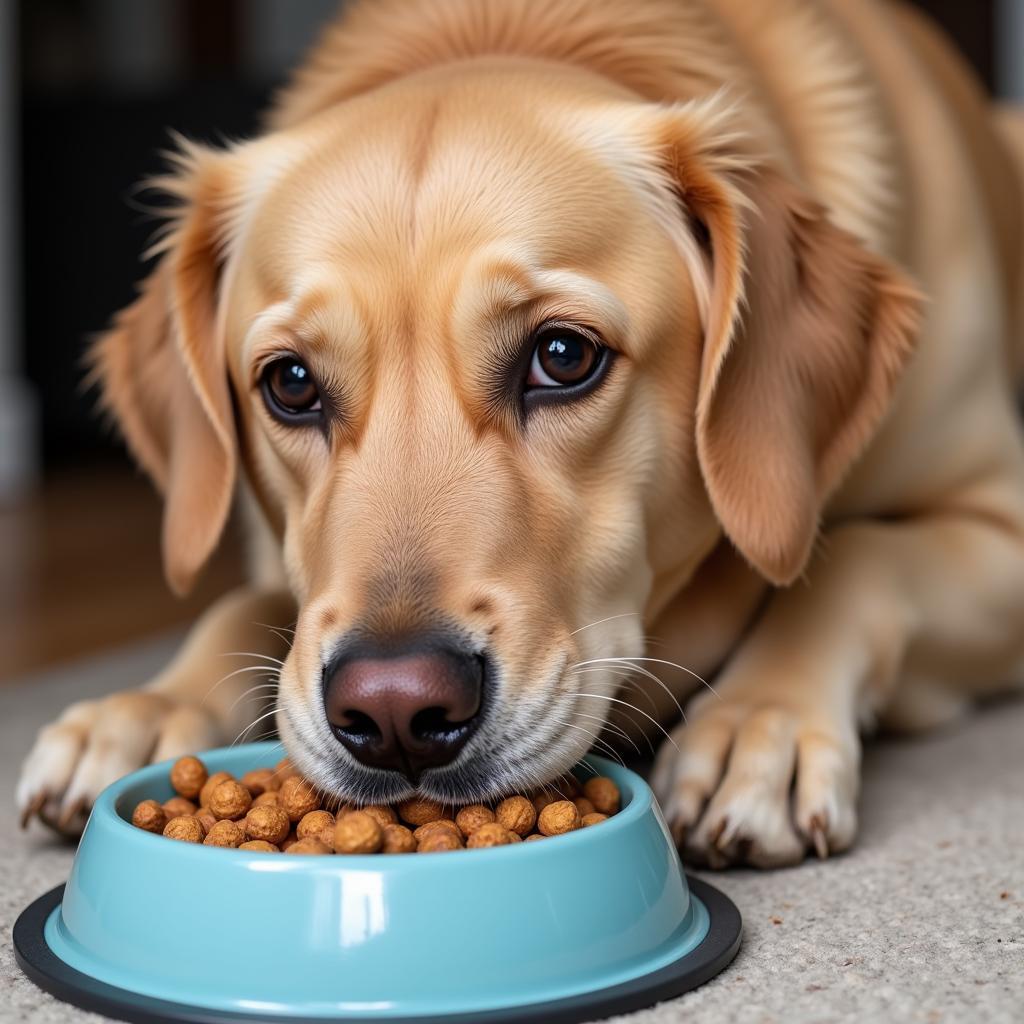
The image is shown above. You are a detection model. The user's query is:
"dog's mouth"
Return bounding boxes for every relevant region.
[275,652,599,806]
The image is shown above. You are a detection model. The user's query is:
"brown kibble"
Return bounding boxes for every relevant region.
[397,797,446,826]
[252,791,281,808]
[455,804,495,838]
[131,799,167,834]
[245,805,291,845]
[466,822,515,848]
[280,831,299,851]
[274,757,300,784]
[297,810,336,841]
[417,830,462,852]
[241,768,279,795]
[583,777,620,815]
[495,796,536,837]
[163,815,204,843]
[195,807,218,834]
[203,819,245,847]
[285,837,332,855]
[210,780,253,821]
[198,770,234,808]
[280,777,320,822]
[538,800,581,836]
[581,812,609,827]
[199,771,234,809]
[507,830,522,843]
[532,791,557,815]
[556,773,583,798]
[239,840,278,852]
[333,810,383,854]
[358,805,398,828]
[524,833,545,842]
[413,819,460,842]
[574,797,595,818]
[170,756,208,800]
[381,823,417,854]
[162,796,197,820]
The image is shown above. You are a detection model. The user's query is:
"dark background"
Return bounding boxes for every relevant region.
[15,0,1004,466]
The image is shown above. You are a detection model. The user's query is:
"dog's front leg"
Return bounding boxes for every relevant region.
[17,586,295,835]
[652,502,1024,868]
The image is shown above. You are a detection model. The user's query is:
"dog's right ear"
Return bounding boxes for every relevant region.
[90,142,239,596]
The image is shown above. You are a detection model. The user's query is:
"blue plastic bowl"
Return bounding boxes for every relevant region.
[14,742,740,1023]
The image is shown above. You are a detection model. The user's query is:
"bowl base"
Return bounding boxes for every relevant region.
[15,878,740,1024]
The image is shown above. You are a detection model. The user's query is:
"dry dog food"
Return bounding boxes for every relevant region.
[133,755,621,853]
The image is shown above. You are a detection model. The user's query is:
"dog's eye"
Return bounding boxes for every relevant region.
[527,327,603,388]
[261,357,322,420]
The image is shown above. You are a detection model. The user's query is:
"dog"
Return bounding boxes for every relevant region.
[17,0,1024,868]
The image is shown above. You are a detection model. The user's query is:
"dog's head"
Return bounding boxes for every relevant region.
[94,63,919,802]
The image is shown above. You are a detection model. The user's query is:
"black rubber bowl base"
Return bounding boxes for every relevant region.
[14,876,741,1024]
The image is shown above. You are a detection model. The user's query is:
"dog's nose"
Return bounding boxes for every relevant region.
[323,645,484,780]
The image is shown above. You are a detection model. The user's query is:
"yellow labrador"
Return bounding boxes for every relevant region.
[18,0,1024,867]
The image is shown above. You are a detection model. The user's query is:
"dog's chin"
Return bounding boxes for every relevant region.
[285,741,586,808]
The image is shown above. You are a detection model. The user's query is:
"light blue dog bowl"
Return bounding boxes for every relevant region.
[15,742,741,1023]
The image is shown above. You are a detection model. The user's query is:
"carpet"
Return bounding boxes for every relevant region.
[2,635,1022,1023]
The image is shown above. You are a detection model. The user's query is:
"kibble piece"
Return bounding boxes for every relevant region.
[195,807,218,834]
[241,768,279,795]
[417,830,462,852]
[245,805,291,845]
[524,833,545,842]
[203,819,246,847]
[131,799,167,834]
[280,831,299,852]
[581,812,609,827]
[381,823,417,854]
[210,780,253,821]
[280,777,320,823]
[297,810,336,842]
[396,797,445,826]
[532,791,557,815]
[574,797,596,818]
[466,822,515,848]
[162,796,197,820]
[285,837,332,855]
[413,819,460,843]
[163,815,205,843]
[170,756,208,800]
[556,773,583,798]
[455,804,495,838]
[496,796,537,837]
[333,811,383,854]
[199,771,234,809]
[239,840,278,852]
[583,777,621,815]
[358,805,398,828]
[252,791,280,808]
[538,799,581,836]
[274,757,300,784]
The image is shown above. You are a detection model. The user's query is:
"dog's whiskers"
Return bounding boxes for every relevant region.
[571,690,680,750]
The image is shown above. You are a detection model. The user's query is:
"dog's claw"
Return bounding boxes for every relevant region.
[20,792,47,830]
[709,816,729,850]
[809,815,829,860]
[58,797,87,833]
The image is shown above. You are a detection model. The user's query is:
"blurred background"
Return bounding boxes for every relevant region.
[0,0,1022,681]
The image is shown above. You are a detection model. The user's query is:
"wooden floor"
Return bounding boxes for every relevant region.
[0,463,243,682]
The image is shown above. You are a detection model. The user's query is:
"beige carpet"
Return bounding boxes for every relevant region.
[2,635,1022,1023]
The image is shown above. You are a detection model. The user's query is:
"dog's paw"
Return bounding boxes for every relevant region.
[651,701,859,868]
[17,691,223,836]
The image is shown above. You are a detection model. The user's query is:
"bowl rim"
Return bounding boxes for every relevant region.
[97,742,654,866]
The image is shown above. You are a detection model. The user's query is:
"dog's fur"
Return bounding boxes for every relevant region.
[18,0,1024,867]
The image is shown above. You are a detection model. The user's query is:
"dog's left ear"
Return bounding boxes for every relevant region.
[90,141,240,595]
[653,104,922,585]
